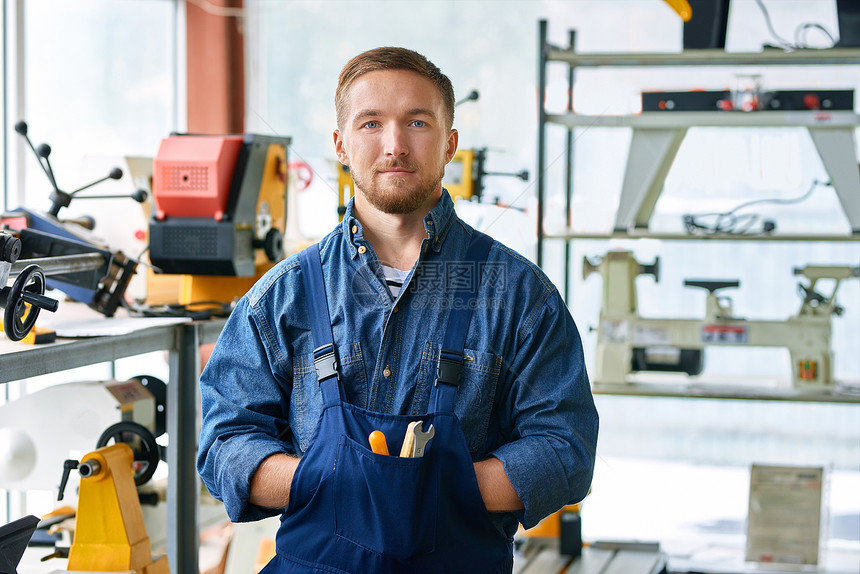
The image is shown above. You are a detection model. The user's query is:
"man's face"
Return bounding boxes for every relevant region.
[334,69,457,215]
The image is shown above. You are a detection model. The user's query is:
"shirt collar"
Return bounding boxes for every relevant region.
[423,188,456,253]
[341,188,457,256]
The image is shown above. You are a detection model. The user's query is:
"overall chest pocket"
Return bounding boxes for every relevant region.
[292,342,367,451]
[333,434,438,560]
[413,341,502,454]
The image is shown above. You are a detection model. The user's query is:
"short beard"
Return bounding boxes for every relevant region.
[351,163,444,215]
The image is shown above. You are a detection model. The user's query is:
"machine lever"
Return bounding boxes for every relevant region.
[683,279,739,294]
[57,459,79,501]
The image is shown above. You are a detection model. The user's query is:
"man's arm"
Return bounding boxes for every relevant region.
[249,453,301,509]
[198,294,299,522]
[487,284,598,528]
[474,457,523,512]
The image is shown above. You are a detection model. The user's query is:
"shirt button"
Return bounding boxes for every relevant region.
[393,306,399,313]
[383,367,391,378]
[358,245,367,254]
[352,225,358,234]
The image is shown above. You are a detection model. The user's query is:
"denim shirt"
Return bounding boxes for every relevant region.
[197,190,598,537]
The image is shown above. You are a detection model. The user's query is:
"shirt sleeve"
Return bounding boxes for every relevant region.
[197,295,296,522]
[489,286,598,529]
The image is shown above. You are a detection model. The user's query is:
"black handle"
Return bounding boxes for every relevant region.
[21,291,59,312]
[684,279,740,294]
[57,459,79,501]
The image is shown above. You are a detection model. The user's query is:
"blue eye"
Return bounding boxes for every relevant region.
[411,120,426,127]
[364,121,379,129]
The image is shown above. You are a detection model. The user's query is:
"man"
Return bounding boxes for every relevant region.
[198,47,598,573]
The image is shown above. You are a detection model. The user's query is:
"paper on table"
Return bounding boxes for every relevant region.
[746,464,825,566]
[34,303,191,337]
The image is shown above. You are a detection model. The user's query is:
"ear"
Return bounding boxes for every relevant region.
[333,129,350,166]
[445,129,458,164]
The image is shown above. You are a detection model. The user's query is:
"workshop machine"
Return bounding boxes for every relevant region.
[1,121,144,341]
[0,376,166,493]
[146,133,290,306]
[0,230,58,342]
[56,422,168,574]
[583,250,859,389]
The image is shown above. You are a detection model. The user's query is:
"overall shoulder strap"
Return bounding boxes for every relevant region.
[429,230,494,414]
[299,243,342,405]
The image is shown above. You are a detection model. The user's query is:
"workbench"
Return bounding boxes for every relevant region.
[514,539,667,574]
[0,305,227,574]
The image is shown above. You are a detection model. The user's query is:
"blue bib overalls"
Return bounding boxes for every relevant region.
[261,231,513,573]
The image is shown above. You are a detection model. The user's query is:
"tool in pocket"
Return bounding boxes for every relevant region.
[399,420,435,458]
[368,430,389,455]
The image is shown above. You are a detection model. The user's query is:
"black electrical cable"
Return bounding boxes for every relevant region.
[755,0,794,49]
[795,23,836,48]
[125,299,235,320]
[683,179,831,237]
[754,0,837,50]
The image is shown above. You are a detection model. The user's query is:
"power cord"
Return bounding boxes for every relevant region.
[125,299,236,320]
[755,0,837,50]
[683,179,831,237]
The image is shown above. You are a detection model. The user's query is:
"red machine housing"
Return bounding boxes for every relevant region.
[152,135,243,221]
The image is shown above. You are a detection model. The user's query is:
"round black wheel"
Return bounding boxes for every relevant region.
[2,264,46,342]
[96,421,160,486]
[263,228,284,262]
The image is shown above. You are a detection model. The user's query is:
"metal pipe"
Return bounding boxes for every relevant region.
[536,19,548,268]
[563,28,576,304]
[8,253,107,278]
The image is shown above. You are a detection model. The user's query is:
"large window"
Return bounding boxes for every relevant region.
[4,0,181,213]
[2,0,182,522]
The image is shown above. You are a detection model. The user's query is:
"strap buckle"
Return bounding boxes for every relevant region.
[434,349,463,388]
[313,344,340,384]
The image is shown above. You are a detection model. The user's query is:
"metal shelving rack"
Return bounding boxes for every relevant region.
[0,314,226,574]
[535,19,860,302]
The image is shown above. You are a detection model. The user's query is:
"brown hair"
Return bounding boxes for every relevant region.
[335,47,455,130]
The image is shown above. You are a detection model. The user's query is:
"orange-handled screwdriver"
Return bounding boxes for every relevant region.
[663,0,692,22]
[368,430,389,455]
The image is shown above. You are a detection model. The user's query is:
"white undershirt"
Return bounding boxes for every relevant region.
[380,265,410,298]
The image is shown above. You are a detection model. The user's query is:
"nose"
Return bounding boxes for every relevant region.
[383,125,408,157]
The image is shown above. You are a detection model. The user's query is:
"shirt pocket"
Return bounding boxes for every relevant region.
[459,348,503,454]
[292,341,367,451]
[413,342,502,455]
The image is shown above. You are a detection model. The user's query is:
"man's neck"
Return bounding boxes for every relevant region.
[353,190,441,271]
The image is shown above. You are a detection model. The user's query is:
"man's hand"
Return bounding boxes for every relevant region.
[473,457,524,512]
[249,453,300,509]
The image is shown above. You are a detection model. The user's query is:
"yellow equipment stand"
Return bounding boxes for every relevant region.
[67,443,169,574]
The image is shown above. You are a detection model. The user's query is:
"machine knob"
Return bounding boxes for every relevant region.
[639,256,660,281]
[263,228,284,262]
[0,234,22,263]
[582,256,600,280]
[803,93,821,110]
